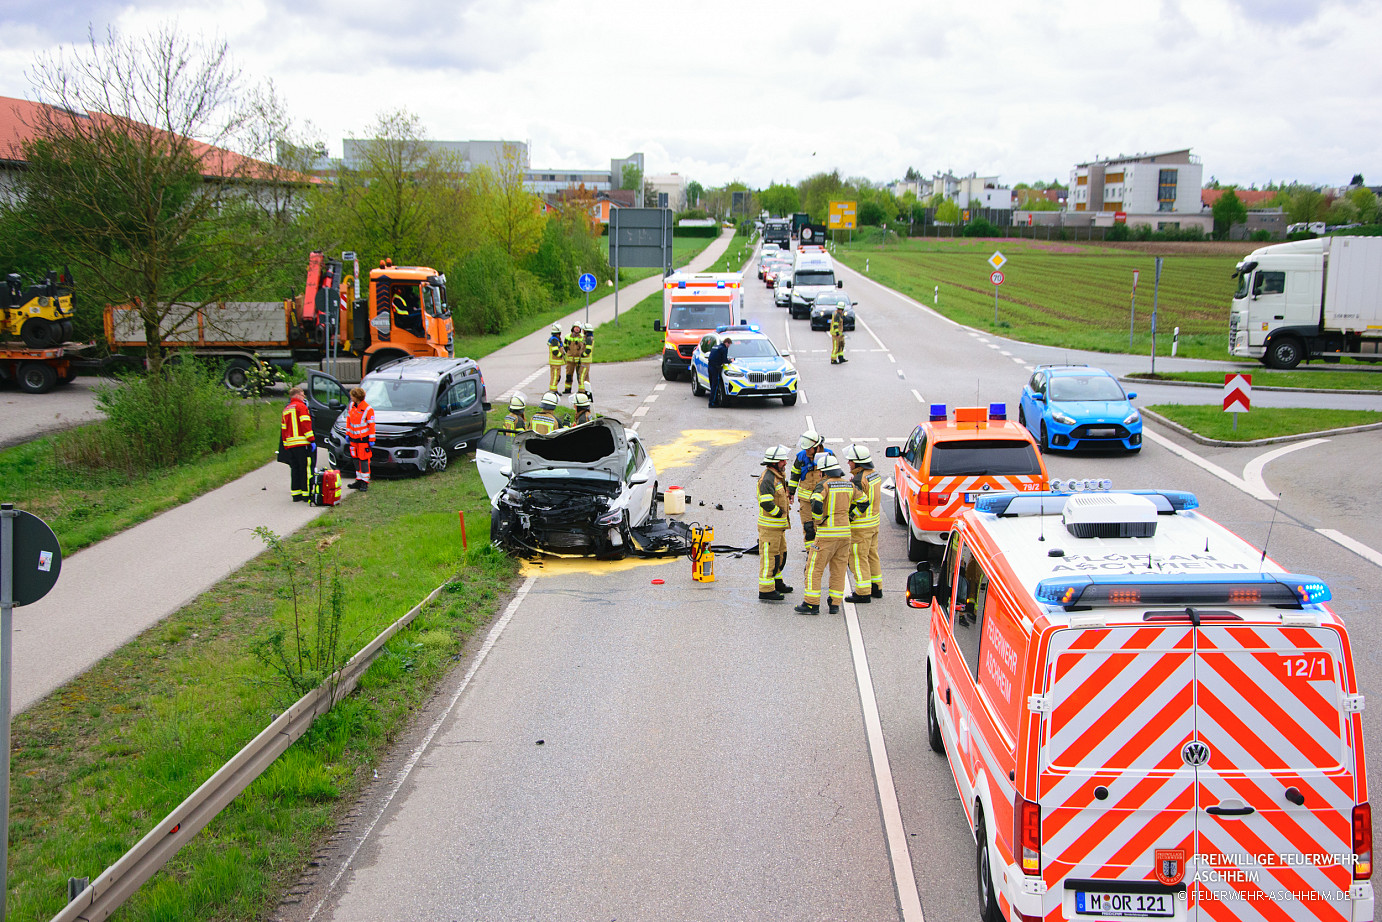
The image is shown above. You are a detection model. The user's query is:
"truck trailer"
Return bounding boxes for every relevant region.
[1229,235,1382,368]
[105,253,455,387]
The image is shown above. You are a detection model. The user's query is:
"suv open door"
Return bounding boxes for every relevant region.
[304,370,350,437]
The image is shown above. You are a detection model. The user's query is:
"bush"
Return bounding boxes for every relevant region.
[962,218,1000,238]
[1105,223,1131,241]
[672,225,720,238]
[56,360,244,473]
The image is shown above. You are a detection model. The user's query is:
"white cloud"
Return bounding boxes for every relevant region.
[1,0,1378,187]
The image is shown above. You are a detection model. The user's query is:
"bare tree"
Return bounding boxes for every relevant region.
[18,24,297,372]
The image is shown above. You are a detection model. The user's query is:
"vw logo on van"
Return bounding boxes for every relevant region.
[1181,740,1211,767]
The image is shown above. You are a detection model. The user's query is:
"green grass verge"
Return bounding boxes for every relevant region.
[7,409,520,922]
[703,226,754,274]
[0,402,283,555]
[1149,404,1382,441]
[1131,370,1382,392]
[591,291,664,363]
[833,237,1247,361]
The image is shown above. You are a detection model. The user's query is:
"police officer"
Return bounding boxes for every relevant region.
[530,392,560,434]
[844,444,883,602]
[502,393,528,434]
[756,444,794,602]
[829,305,848,364]
[706,335,731,408]
[571,390,594,426]
[795,453,856,616]
[546,323,565,392]
[563,324,585,393]
[786,429,825,551]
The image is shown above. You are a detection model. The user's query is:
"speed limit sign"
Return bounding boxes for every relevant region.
[990,270,1005,286]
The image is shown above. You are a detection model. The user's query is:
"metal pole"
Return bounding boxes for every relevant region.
[1151,257,1163,375]
[994,284,999,326]
[2,502,14,922]
[1130,287,1137,349]
[584,291,590,327]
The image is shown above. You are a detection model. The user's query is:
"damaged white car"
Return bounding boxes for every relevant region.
[475,419,662,559]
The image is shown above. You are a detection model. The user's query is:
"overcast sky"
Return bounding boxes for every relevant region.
[2,0,1378,190]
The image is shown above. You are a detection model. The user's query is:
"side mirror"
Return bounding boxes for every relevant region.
[1126,392,1137,401]
[629,474,650,485]
[1033,393,1045,403]
[884,445,901,458]
[783,281,792,289]
[837,280,843,288]
[852,301,859,306]
[906,568,934,608]
[653,320,664,332]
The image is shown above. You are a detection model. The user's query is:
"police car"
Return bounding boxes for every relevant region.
[689,324,799,406]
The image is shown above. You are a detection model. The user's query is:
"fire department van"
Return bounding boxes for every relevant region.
[653,272,743,381]
[907,483,1373,922]
[886,403,1049,564]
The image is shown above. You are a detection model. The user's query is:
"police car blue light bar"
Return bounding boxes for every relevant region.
[1034,572,1332,608]
[929,403,947,421]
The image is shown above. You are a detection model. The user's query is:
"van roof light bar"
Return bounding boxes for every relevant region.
[974,489,1199,517]
[1034,572,1330,609]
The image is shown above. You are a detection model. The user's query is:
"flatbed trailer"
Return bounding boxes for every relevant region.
[0,342,77,394]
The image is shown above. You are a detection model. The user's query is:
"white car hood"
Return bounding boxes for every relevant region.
[511,418,628,479]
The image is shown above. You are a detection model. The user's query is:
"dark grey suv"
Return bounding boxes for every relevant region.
[306,357,490,475]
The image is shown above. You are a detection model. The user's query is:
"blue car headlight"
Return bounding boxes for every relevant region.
[1123,410,1141,425]
[1050,409,1077,426]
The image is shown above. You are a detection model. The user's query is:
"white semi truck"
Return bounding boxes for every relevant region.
[1229,235,1382,368]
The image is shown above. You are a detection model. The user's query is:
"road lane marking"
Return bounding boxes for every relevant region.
[499,368,545,401]
[860,317,887,350]
[1317,530,1382,568]
[1000,350,1011,356]
[1141,429,1267,499]
[844,601,926,922]
[911,389,924,403]
[654,383,667,392]
[1243,439,1327,499]
[633,406,649,417]
[806,414,815,432]
[306,575,538,922]
[888,354,896,363]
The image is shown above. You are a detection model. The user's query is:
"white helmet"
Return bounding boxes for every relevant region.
[508,393,526,411]
[818,452,843,476]
[574,391,592,408]
[798,429,823,451]
[762,444,790,465]
[550,323,561,335]
[845,444,872,466]
[540,392,558,410]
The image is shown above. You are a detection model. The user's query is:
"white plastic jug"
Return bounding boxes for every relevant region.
[664,486,685,515]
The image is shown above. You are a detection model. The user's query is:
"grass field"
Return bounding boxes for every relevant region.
[7,408,519,922]
[1132,370,1382,391]
[833,237,1251,360]
[591,291,664,364]
[1148,404,1382,441]
[703,226,754,274]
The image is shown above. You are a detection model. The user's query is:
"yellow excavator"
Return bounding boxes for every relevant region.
[2,269,75,347]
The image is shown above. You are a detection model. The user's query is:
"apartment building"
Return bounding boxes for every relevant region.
[1069,148,1209,231]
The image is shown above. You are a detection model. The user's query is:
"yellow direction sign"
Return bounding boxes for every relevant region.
[989,251,1007,271]
[828,200,857,230]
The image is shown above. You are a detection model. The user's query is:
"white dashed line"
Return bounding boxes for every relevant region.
[888,354,896,363]
[643,394,658,403]
[1316,530,1382,568]
[654,383,667,392]
[1000,350,1012,356]
[632,406,649,417]
[1013,357,1027,365]
[911,389,924,403]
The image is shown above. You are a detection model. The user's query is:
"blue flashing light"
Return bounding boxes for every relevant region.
[1158,490,1199,511]
[717,280,726,288]
[1034,572,1332,609]
[678,280,687,288]
[929,403,948,422]
[989,402,1007,420]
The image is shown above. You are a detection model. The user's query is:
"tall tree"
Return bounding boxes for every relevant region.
[471,141,546,261]
[759,182,800,216]
[1347,186,1379,224]
[1286,188,1328,225]
[1211,189,1248,239]
[17,24,301,372]
[686,180,703,207]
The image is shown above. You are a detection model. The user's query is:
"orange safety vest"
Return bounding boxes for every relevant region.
[345,400,375,460]
[281,397,314,447]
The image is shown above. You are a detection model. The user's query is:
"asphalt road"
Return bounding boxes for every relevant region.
[287,247,1382,922]
[0,375,107,448]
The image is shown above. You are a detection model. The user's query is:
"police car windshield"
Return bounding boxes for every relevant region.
[362,378,435,413]
[727,339,777,358]
[1049,376,1125,402]
[795,270,835,287]
[930,440,1043,476]
[669,304,732,330]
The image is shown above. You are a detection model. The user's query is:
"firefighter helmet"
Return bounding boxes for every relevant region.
[574,392,592,408]
[540,392,558,410]
[844,444,873,466]
[762,444,790,465]
[508,393,526,411]
[818,452,843,476]
[798,429,823,451]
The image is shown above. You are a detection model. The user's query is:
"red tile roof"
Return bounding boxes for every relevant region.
[0,95,315,184]
[1201,188,1279,209]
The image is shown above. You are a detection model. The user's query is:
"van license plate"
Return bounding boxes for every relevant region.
[1075,891,1173,917]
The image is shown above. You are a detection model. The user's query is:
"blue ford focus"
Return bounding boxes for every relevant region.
[1018,365,1142,453]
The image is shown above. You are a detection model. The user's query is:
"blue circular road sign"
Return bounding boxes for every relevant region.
[578,273,597,293]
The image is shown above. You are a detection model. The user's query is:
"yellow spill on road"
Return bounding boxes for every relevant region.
[649,428,750,470]
[521,556,682,578]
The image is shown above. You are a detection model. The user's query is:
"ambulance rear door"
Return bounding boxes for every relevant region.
[1191,622,1357,920]
[1040,625,1197,920]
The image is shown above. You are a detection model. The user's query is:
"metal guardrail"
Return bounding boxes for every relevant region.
[49,579,453,922]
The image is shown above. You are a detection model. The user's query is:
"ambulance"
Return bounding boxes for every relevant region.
[653,271,743,381]
[907,483,1372,922]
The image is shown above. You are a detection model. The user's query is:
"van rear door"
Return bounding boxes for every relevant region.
[1192,623,1354,919]
[1041,626,1196,918]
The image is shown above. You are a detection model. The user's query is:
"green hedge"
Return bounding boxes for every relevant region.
[673,224,722,238]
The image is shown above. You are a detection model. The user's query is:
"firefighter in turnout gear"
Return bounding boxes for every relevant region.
[577,327,594,392]
[546,323,565,391]
[562,324,585,393]
[787,430,825,551]
[829,306,848,364]
[756,444,794,602]
[530,392,560,435]
[795,453,858,616]
[571,390,594,426]
[844,444,883,602]
[502,393,528,434]
[280,386,315,502]
[345,386,375,491]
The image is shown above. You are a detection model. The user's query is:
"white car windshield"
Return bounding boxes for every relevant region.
[1049,376,1126,402]
[795,270,835,287]
[363,378,434,412]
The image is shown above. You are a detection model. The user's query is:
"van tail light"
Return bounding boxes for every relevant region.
[920,492,951,506]
[1354,802,1372,880]
[1015,793,1041,876]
